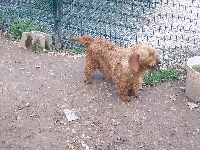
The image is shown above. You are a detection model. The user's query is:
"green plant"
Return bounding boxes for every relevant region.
[8,17,44,40]
[34,41,41,53]
[69,46,86,55]
[144,68,180,86]
[50,44,57,52]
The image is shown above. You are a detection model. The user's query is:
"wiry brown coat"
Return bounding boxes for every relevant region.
[71,36,160,101]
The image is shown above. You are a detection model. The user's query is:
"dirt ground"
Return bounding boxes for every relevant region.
[0,37,200,150]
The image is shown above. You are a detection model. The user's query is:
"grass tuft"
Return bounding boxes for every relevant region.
[144,68,180,86]
[7,16,44,40]
[68,46,86,55]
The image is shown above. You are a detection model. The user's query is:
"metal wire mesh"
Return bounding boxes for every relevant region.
[0,0,53,34]
[63,0,155,47]
[0,0,154,46]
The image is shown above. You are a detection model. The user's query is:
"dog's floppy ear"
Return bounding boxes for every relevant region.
[128,53,139,73]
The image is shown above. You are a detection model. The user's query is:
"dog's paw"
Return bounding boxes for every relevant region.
[84,79,92,84]
[128,89,137,97]
[123,96,131,102]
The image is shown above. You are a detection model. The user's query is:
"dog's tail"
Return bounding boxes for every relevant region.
[70,36,94,47]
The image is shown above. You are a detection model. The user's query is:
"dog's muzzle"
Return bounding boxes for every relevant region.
[156,59,161,66]
[149,59,161,71]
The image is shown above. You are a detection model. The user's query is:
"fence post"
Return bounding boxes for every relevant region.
[53,0,62,52]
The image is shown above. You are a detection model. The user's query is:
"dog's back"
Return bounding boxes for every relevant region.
[71,36,123,65]
[71,36,126,80]
[89,37,120,79]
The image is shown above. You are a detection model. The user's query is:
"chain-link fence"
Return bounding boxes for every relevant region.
[0,0,53,33]
[0,0,200,70]
[63,0,155,48]
[0,0,155,47]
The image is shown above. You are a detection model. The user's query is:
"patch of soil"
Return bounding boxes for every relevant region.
[0,37,200,150]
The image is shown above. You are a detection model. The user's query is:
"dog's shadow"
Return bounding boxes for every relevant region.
[90,70,120,98]
[90,70,144,101]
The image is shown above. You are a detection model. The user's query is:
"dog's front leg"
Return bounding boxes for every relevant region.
[128,88,138,98]
[116,83,131,101]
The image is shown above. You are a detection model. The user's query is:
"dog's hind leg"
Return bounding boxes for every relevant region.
[84,52,98,84]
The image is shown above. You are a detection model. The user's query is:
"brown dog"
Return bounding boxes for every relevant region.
[71,36,160,101]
